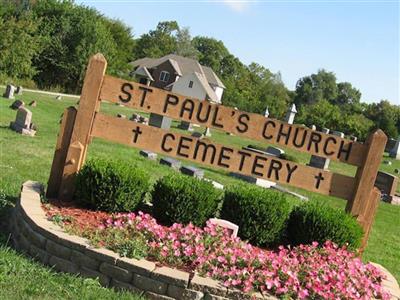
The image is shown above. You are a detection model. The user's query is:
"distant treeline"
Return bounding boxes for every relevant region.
[1,0,399,139]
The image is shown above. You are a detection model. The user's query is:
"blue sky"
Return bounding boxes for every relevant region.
[79,0,399,104]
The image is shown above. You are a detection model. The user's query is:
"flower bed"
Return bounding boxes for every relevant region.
[45,204,390,300]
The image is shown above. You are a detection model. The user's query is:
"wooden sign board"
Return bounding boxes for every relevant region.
[47,54,387,251]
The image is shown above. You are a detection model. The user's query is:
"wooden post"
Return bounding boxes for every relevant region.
[58,53,107,200]
[346,129,387,250]
[46,107,77,199]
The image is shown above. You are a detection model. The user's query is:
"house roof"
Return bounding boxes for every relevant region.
[133,66,154,81]
[130,54,225,89]
[193,72,219,103]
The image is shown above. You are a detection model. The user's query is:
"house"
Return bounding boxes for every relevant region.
[130,54,225,104]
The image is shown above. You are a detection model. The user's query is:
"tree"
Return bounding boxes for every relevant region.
[134,21,178,58]
[296,99,341,129]
[175,27,199,59]
[193,36,229,75]
[364,100,400,138]
[0,11,42,80]
[294,69,338,106]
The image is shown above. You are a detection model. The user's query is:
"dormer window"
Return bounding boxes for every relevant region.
[159,71,170,82]
[188,81,193,88]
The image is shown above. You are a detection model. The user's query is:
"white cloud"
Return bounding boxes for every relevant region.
[222,0,253,12]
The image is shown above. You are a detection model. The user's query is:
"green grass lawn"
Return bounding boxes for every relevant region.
[0,88,399,289]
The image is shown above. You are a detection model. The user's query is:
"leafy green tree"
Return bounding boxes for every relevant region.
[297,99,341,129]
[193,36,230,75]
[340,114,374,140]
[335,82,361,106]
[364,100,400,138]
[134,21,178,58]
[175,27,199,59]
[0,11,42,80]
[294,69,338,106]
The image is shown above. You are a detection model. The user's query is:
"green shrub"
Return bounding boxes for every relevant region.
[74,159,151,213]
[151,173,223,227]
[287,200,363,250]
[221,183,292,247]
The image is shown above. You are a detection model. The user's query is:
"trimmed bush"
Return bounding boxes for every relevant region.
[74,159,151,213]
[221,183,292,247]
[151,173,223,227]
[287,200,363,250]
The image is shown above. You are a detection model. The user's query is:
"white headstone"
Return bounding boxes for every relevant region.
[285,103,297,124]
[204,127,211,137]
[264,107,270,118]
[389,140,400,160]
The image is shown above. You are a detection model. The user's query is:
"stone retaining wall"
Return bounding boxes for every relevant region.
[9,181,273,300]
[9,181,400,300]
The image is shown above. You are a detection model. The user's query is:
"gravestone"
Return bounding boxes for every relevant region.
[3,84,15,99]
[149,113,171,130]
[55,95,62,100]
[180,165,204,179]
[266,146,285,157]
[264,107,269,118]
[389,140,400,160]
[229,172,276,188]
[374,171,398,203]
[209,218,239,238]
[9,107,36,136]
[284,103,297,124]
[204,127,211,137]
[16,86,23,95]
[178,121,193,131]
[331,130,345,138]
[310,124,317,131]
[191,132,204,139]
[10,100,25,110]
[117,113,126,119]
[350,136,358,142]
[385,138,397,153]
[308,128,330,170]
[29,101,37,107]
[160,157,181,170]
[204,179,224,190]
[139,150,157,160]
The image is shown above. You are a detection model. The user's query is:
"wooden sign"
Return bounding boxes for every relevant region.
[47,54,387,251]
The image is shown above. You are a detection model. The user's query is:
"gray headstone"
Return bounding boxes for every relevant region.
[191,132,204,139]
[385,138,397,153]
[117,113,126,119]
[178,121,193,131]
[149,113,171,130]
[389,140,400,160]
[331,130,345,138]
[322,128,330,134]
[310,124,317,131]
[350,135,358,142]
[266,146,285,157]
[229,172,276,188]
[10,100,24,110]
[374,171,398,202]
[3,84,15,99]
[180,165,204,179]
[15,86,23,95]
[139,150,157,160]
[9,107,36,136]
[55,95,62,100]
[29,100,37,107]
[309,155,330,170]
[160,157,181,170]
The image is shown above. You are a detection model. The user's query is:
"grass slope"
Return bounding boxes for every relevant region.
[0,88,399,286]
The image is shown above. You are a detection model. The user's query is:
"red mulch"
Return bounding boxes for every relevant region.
[43,200,110,231]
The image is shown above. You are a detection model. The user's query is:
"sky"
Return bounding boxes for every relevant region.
[78,0,399,105]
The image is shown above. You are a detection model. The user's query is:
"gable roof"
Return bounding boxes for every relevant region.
[193,72,219,103]
[130,54,225,89]
[133,66,154,81]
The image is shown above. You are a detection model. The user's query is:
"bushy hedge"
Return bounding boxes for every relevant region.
[287,200,363,250]
[221,183,292,247]
[151,173,223,227]
[74,159,151,213]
